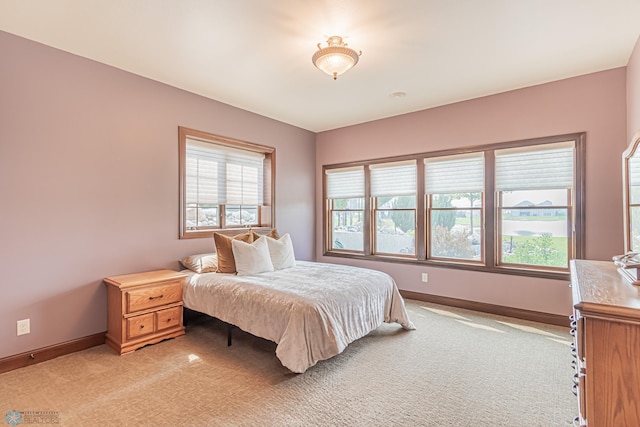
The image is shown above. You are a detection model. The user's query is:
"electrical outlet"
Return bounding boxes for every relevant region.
[421,273,429,283]
[17,319,30,336]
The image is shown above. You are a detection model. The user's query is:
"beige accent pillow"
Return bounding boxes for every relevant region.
[180,253,218,273]
[231,236,275,276]
[250,229,280,240]
[213,231,254,273]
[265,233,296,270]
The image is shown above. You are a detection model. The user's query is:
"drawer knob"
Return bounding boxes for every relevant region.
[140,325,145,329]
[149,294,164,300]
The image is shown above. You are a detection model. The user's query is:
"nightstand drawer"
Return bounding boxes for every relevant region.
[126,281,182,313]
[157,306,182,331]
[127,313,154,339]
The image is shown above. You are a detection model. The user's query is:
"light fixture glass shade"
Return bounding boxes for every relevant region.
[312,36,361,80]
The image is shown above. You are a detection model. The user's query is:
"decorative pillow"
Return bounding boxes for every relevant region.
[231,236,274,276]
[265,233,296,270]
[180,253,218,273]
[213,231,254,274]
[250,228,280,240]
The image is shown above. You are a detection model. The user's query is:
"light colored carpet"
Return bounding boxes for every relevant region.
[0,300,577,426]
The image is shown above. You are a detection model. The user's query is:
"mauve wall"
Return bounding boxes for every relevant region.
[0,31,315,359]
[316,68,628,316]
[628,35,640,140]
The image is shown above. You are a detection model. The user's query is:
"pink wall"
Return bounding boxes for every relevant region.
[628,35,640,141]
[1,27,635,360]
[316,68,628,316]
[0,31,316,359]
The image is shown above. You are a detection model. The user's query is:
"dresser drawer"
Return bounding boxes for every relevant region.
[126,281,182,313]
[156,306,182,331]
[127,313,155,339]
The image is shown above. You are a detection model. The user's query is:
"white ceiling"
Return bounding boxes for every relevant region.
[1,1,640,132]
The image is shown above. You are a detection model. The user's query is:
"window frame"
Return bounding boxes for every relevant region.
[427,193,485,264]
[327,197,366,253]
[325,166,366,253]
[372,196,417,257]
[496,189,573,271]
[370,160,418,257]
[322,133,585,280]
[179,126,275,239]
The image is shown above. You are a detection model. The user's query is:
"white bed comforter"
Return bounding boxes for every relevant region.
[183,261,415,373]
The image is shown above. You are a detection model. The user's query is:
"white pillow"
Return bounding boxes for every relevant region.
[265,233,296,270]
[231,236,274,276]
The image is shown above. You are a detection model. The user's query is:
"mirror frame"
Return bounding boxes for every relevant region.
[623,131,640,253]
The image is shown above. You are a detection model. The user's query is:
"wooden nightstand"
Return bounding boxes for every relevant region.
[104,269,187,355]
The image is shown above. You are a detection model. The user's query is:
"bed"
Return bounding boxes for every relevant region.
[182,260,415,373]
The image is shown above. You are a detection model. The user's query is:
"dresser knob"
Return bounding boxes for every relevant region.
[140,325,145,329]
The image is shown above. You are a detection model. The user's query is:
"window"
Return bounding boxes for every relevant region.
[371,161,417,256]
[323,133,584,279]
[325,166,365,252]
[495,142,574,270]
[425,153,484,262]
[179,127,275,239]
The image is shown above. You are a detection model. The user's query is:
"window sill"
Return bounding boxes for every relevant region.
[180,226,273,240]
[322,251,571,281]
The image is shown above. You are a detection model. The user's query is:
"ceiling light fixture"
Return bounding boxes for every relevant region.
[312,36,362,80]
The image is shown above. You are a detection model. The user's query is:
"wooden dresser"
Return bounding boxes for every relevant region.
[104,269,187,355]
[570,259,640,426]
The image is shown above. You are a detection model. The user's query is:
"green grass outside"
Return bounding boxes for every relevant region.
[502,234,566,250]
[502,234,568,267]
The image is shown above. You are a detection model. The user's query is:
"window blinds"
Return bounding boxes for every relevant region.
[370,160,416,197]
[629,155,640,187]
[424,153,484,194]
[186,138,264,205]
[326,166,364,199]
[629,155,640,204]
[495,142,574,191]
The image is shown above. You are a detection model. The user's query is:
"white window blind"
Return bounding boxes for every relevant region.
[495,142,574,191]
[629,155,640,205]
[370,160,416,197]
[425,153,484,194]
[186,138,264,205]
[629,155,640,187]
[326,166,364,199]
